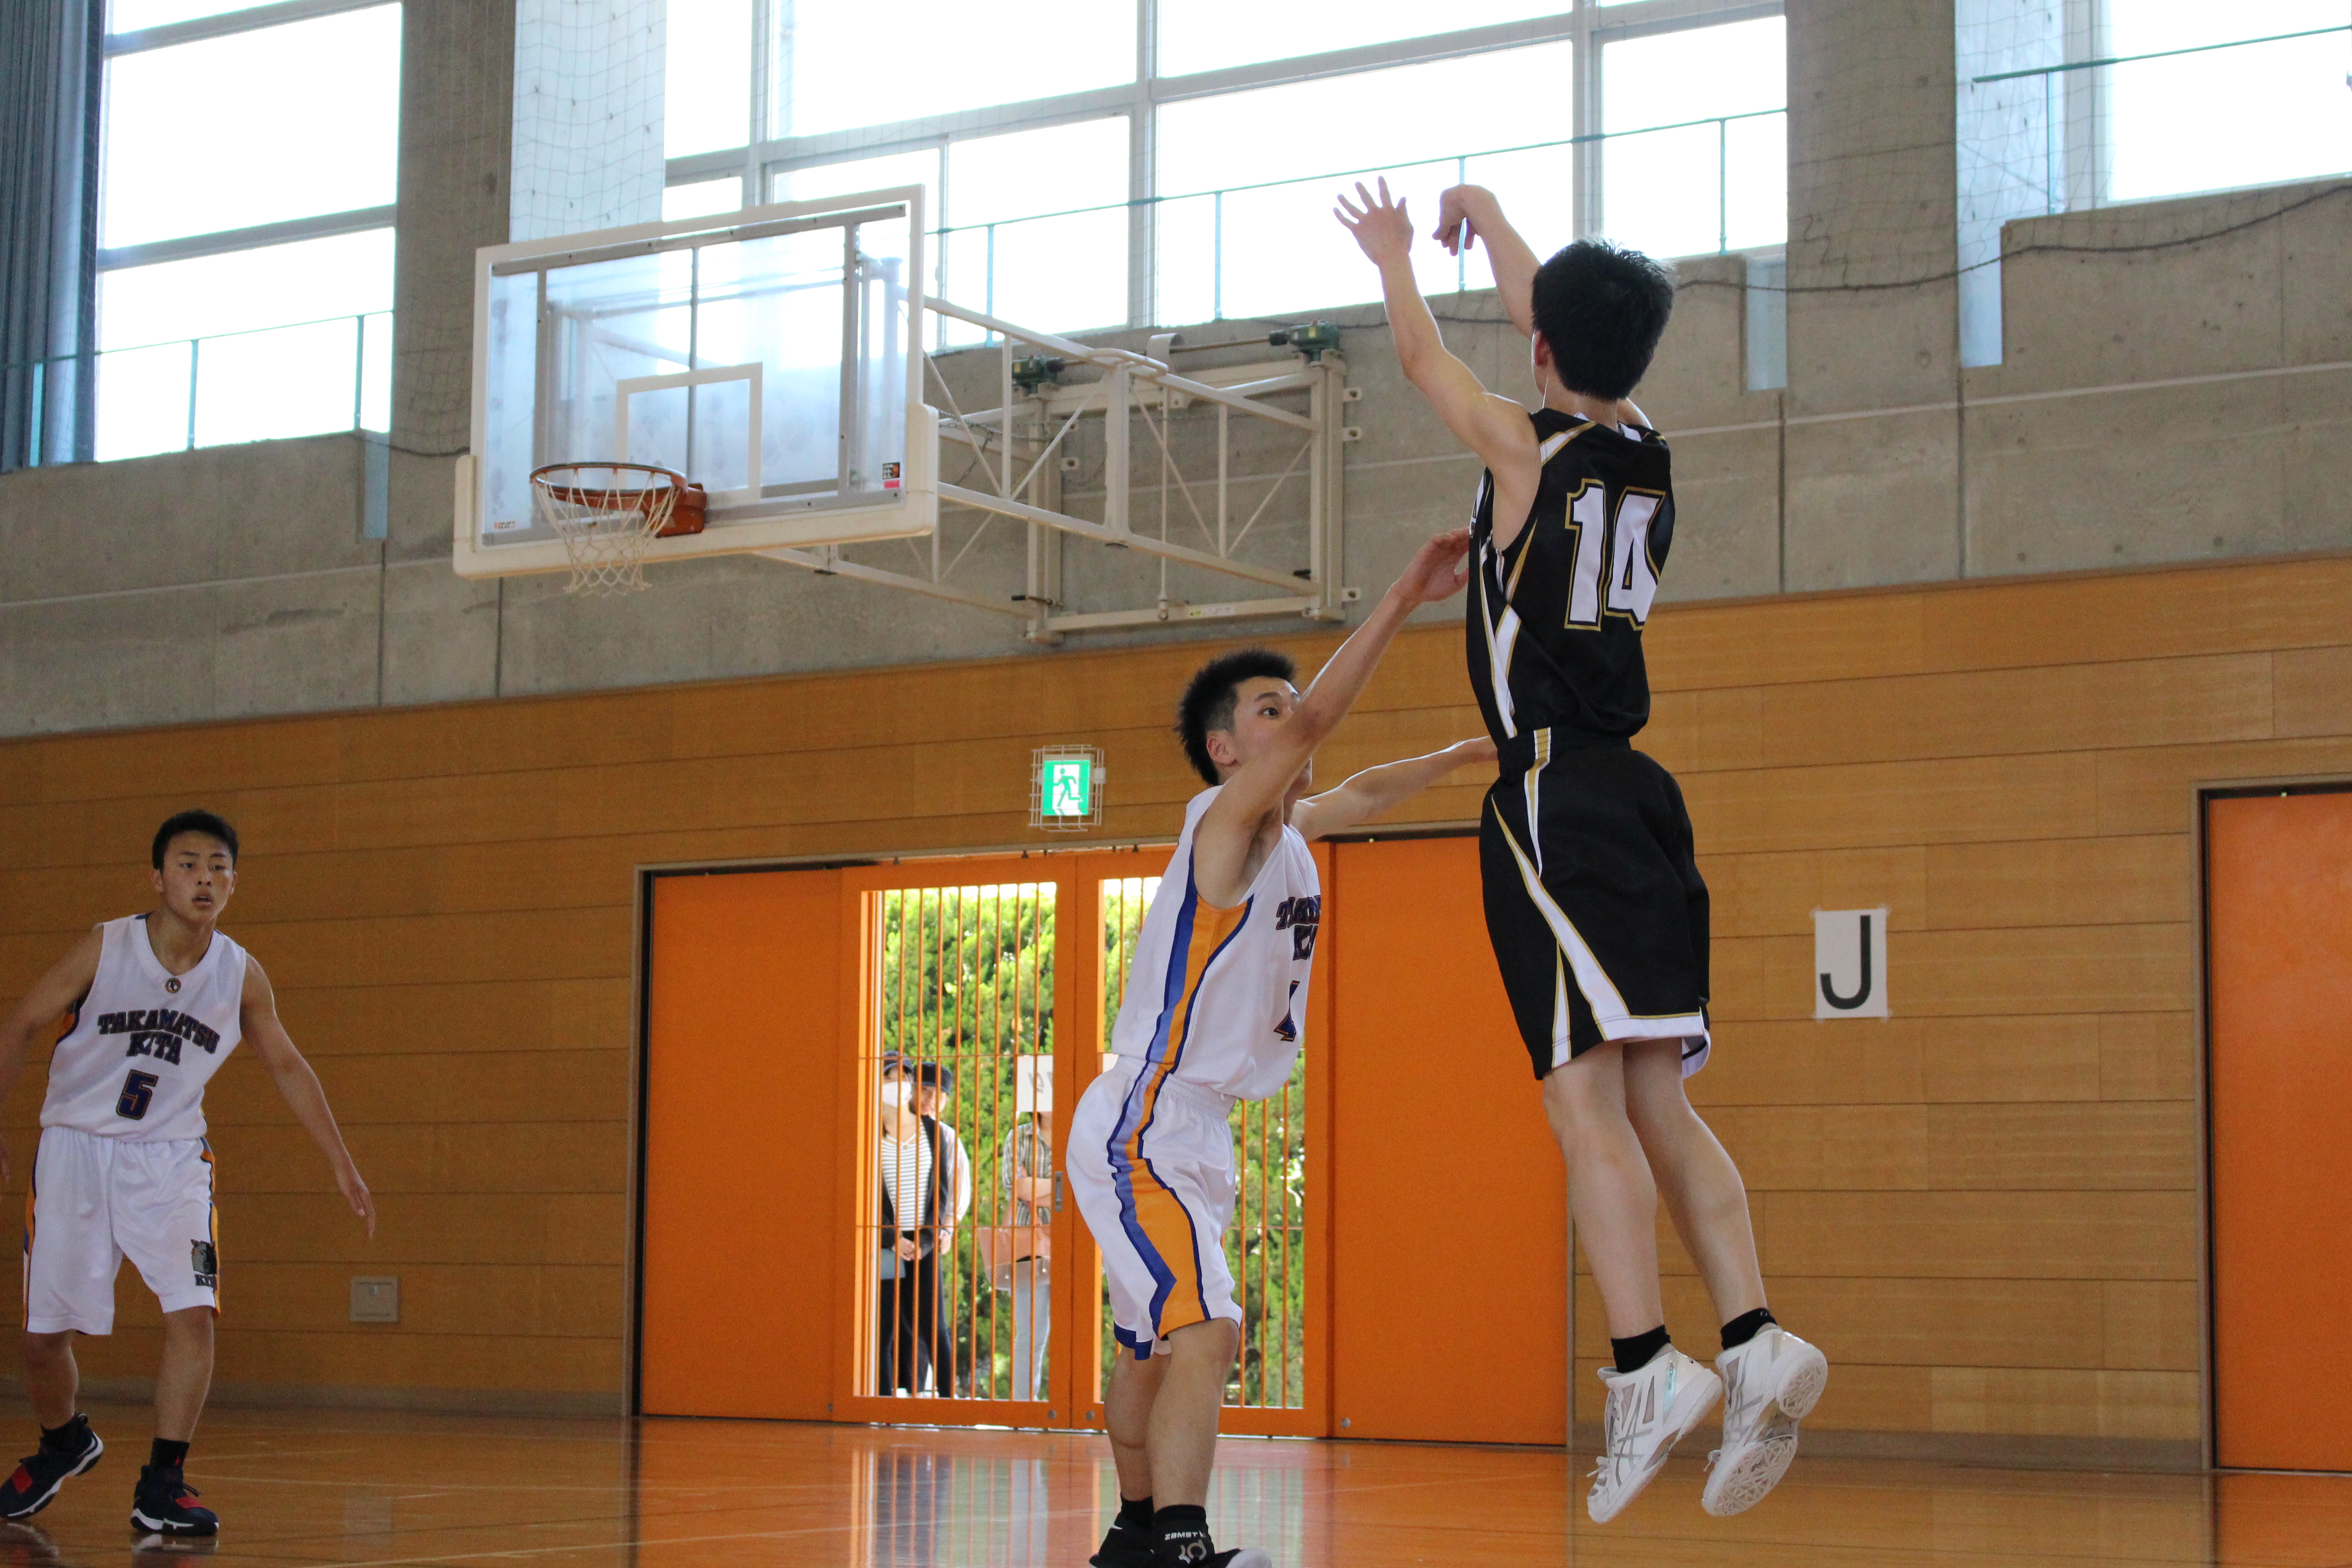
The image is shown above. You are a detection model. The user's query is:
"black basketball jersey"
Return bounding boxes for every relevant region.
[1467,407,1676,750]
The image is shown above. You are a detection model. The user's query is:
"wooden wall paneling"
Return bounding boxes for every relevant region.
[2272,644,2352,736]
[213,1260,619,1338]
[1693,1016,2108,1107]
[1754,654,2275,770]
[0,553,2341,1430]
[267,977,634,1057]
[1915,557,2352,673]
[1682,751,2103,856]
[1923,834,2190,930]
[210,1122,626,1195]
[1760,1190,2200,1280]
[1928,1367,2199,1440]
[2095,735,2352,834]
[2098,1011,2198,1100]
[1645,589,1930,691]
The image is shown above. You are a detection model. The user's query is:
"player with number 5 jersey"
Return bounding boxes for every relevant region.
[0,810,376,1539]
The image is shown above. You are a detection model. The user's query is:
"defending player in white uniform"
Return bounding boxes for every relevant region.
[0,811,376,1538]
[1071,532,1492,1568]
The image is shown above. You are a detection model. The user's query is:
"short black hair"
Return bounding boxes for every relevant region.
[1529,239,1676,401]
[152,810,239,870]
[1176,648,1298,787]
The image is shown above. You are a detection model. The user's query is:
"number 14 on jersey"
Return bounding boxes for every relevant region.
[1564,484,1665,629]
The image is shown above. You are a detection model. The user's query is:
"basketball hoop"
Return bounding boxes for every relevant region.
[528,463,707,596]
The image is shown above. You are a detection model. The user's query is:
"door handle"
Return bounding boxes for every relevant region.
[1055,1172,1065,1213]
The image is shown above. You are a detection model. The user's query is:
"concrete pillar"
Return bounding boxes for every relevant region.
[1783,0,1963,589]
[388,0,519,706]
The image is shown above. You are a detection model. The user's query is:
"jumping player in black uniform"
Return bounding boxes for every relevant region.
[1338,178,1828,1523]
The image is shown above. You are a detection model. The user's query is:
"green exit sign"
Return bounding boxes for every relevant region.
[1032,747,1103,831]
[1043,756,1092,817]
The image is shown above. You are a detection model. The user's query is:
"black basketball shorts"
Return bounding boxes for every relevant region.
[1478,734,1712,1080]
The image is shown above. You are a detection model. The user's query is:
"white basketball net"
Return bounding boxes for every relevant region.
[529,463,682,596]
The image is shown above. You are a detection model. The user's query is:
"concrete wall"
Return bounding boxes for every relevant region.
[2,0,2347,738]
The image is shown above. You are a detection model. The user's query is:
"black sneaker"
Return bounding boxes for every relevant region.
[0,1418,103,1519]
[129,1466,217,1537]
[1090,1516,1154,1568]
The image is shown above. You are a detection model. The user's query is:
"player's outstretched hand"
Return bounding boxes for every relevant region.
[1335,177,1413,266]
[1433,185,1484,257]
[1392,527,1473,605]
[338,1161,377,1238]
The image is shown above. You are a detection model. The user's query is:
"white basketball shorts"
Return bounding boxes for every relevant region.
[1067,1057,1242,1360]
[24,1127,219,1333]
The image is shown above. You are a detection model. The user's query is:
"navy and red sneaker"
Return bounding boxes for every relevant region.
[129,1466,217,1537]
[0,1417,103,1519]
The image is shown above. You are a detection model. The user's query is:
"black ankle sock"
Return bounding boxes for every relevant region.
[1152,1503,1211,1565]
[1610,1325,1671,1375]
[1115,1494,1155,1533]
[38,1415,84,1452]
[148,1438,189,1472]
[1720,1307,1778,1352]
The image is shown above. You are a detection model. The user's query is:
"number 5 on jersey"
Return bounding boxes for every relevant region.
[117,1069,159,1121]
[1564,483,1666,629]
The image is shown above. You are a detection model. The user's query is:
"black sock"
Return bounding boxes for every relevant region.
[1720,1307,1778,1352]
[1611,1325,1671,1375]
[1114,1494,1155,1533]
[1152,1503,1212,1565]
[38,1415,84,1453]
[148,1438,189,1472]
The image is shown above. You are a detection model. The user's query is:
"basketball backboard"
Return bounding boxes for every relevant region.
[455,189,936,578]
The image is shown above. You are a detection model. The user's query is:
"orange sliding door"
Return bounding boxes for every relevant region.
[639,867,845,1419]
[2207,788,2352,1471]
[1326,835,1571,1444]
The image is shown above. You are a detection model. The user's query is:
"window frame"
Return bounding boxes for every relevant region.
[89,0,401,456]
[666,0,1783,329]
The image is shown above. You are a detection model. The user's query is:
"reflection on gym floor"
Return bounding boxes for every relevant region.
[0,1401,2345,1568]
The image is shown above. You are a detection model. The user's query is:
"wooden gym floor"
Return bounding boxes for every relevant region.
[4,1402,2346,1567]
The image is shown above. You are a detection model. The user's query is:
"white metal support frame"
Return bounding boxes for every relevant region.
[759,297,1353,643]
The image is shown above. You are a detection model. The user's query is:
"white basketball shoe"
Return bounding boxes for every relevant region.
[1587,1346,1723,1524]
[1700,1326,1829,1517]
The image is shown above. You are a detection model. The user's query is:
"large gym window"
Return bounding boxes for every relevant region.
[93,1,400,461]
[1955,0,2352,365]
[665,0,1788,338]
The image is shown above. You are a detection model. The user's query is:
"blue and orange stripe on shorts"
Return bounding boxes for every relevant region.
[1106,854,1251,1350]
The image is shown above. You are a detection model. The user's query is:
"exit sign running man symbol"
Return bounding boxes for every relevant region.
[1044,757,1091,818]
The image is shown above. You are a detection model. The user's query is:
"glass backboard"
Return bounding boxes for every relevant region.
[456,189,935,578]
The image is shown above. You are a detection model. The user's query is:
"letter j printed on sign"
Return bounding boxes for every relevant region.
[1814,907,1890,1019]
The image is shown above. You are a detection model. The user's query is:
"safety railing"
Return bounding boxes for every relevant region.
[6,309,390,467]
[1970,24,2352,215]
[931,108,1787,346]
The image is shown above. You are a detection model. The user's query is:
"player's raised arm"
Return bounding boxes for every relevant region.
[0,929,103,1186]
[1434,184,1542,340]
[239,957,376,1237]
[1192,530,1472,902]
[1291,736,1498,842]
[1337,179,1540,490]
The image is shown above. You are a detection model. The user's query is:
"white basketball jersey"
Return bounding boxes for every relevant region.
[44,915,246,1142]
[1108,788,1321,1103]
